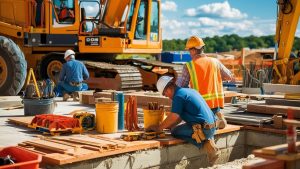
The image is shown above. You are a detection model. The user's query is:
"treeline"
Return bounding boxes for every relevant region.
[163,34,300,53]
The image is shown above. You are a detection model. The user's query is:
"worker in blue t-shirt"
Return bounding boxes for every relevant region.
[54,49,89,101]
[148,76,219,165]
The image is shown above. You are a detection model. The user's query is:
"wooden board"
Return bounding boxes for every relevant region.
[263,83,300,94]
[7,116,34,126]
[265,98,300,107]
[19,135,160,165]
[242,158,284,169]
[260,142,300,155]
[247,103,300,118]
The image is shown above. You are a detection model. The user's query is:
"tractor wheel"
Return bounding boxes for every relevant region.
[0,36,27,96]
[40,54,65,84]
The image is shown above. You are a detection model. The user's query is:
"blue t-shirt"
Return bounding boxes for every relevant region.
[59,59,89,83]
[171,87,215,124]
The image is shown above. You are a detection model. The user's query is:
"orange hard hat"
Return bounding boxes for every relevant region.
[185,36,205,50]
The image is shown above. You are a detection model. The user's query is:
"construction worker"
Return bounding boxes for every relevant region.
[54,49,89,101]
[176,36,235,129]
[149,76,219,165]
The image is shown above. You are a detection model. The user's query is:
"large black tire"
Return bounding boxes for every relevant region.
[39,54,65,83]
[0,36,27,96]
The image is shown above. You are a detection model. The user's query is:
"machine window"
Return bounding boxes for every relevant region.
[150,1,159,42]
[53,0,75,24]
[134,0,148,40]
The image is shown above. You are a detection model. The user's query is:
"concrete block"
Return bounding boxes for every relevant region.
[227,131,245,147]
[246,131,285,147]
[228,145,246,161]
[214,148,230,165]
[167,144,201,164]
[130,149,167,168]
[215,134,227,149]
[246,145,260,156]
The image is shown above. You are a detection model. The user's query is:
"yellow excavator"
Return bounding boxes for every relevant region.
[273,0,300,85]
[0,0,181,95]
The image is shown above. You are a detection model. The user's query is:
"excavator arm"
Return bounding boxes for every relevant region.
[273,0,300,85]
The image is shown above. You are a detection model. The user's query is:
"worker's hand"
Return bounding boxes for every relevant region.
[145,125,160,132]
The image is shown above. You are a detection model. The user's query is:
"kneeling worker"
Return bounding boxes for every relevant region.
[55,49,89,101]
[148,76,219,165]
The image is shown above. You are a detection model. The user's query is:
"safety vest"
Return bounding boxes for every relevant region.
[186,57,224,109]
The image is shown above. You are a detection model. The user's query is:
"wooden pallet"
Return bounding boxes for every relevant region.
[19,134,160,165]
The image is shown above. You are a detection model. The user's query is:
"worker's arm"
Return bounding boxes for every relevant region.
[146,112,181,132]
[216,59,235,81]
[158,112,181,131]
[175,65,190,87]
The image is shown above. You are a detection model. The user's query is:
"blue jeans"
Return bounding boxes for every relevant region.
[54,81,88,96]
[171,123,216,148]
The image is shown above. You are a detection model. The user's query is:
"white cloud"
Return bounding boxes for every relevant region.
[198,17,220,26]
[185,1,247,19]
[186,8,197,17]
[161,1,177,11]
[187,21,201,27]
[85,5,99,16]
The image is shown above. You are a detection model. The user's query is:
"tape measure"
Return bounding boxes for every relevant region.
[73,112,95,131]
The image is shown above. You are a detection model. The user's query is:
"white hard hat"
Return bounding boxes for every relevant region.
[64,49,75,59]
[156,76,174,95]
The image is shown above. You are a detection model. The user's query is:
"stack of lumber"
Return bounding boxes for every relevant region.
[247,97,300,118]
[18,134,160,165]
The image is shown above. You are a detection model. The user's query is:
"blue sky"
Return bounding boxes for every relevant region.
[161,0,300,39]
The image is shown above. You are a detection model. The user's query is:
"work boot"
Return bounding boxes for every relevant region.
[63,93,70,101]
[203,139,219,166]
[72,92,79,101]
[216,112,227,129]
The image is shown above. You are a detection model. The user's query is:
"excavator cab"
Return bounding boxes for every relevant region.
[78,0,161,54]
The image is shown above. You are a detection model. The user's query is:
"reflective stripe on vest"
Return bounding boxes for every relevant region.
[186,58,224,108]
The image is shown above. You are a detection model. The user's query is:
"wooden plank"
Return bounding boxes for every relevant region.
[247,103,300,118]
[7,116,34,126]
[242,158,284,169]
[284,119,300,127]
[4,105,23,110]
[261,142,300,155]
[266,98,300,107]
[248,94,284,100]
[263,83,300,94]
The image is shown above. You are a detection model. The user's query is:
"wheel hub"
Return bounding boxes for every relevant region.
[0,56,8,88]
[47,60,63,84]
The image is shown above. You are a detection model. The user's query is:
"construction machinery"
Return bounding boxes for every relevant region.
[273,0,300,85]
[0,0,182,96]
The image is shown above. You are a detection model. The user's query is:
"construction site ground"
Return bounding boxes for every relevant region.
[1,92,299,169]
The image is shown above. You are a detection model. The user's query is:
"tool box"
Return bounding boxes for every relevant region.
[0,146,42,169]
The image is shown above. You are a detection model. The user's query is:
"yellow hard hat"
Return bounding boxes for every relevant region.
[185,36,205,50]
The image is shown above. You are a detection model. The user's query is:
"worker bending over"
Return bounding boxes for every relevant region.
[149,76,219,165]
[55,49,89,101]
[176,36,235,129]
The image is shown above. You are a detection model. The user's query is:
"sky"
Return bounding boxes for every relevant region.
[161,0,300,40]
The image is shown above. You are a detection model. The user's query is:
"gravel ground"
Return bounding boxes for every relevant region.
[201,155,262,169]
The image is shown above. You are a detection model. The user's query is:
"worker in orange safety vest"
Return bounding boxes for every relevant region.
[176,36,235,129]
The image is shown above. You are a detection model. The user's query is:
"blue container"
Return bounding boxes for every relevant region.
[23,98,55,116]
[161,51,191,63]
[114,92,124,130]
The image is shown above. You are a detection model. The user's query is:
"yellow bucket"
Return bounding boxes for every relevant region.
[143,109,165,130]
[95,102,118,133]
